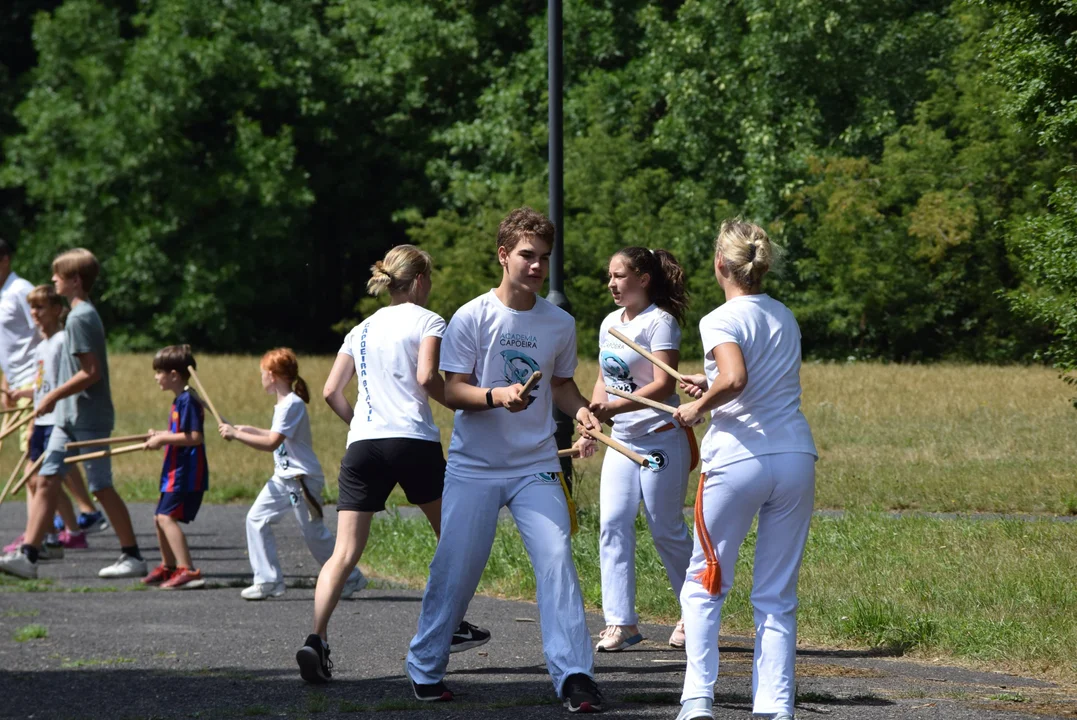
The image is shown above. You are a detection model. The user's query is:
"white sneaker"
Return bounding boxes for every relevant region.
[0,551,38,579]
[241,581,286,600]
[340,569,368,599]
[595,625,643,652]
[98,553,147,578]
[669,619,686,648]
[677,697,713,720]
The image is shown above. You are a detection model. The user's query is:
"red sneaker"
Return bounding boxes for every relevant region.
[160,567,205,590]
[58,530,89,549]
[142,564,175,585]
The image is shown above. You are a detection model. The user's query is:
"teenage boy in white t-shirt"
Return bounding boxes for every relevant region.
[404,207,605,713]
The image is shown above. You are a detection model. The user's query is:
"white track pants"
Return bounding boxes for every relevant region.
[680,453,815,715]
[407,472,594,696]
[246,476,361,585]
[599,428,693,625]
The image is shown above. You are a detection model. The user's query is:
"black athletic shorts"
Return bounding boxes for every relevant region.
[336,438,446,512]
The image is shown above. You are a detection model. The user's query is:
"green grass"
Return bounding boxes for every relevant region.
[13,623,48,641]
[1,355,1074,513]
[360,509,1077,683]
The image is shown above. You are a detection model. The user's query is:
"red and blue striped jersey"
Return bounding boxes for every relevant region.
[160,390,209,493]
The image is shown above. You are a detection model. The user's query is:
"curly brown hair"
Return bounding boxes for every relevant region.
[497,207,555,254]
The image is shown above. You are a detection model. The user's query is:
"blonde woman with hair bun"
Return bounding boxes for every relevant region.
[669,219,817,720]
[294,244,489,685]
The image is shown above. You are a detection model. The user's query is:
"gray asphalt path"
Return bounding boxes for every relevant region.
[0,504,1073,720]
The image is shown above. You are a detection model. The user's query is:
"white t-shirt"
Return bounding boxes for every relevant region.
[441,290,577,478]
[340,303,446,445]
[698,294,817,473]
[0,273,40,389]
[598,304,682,440]
[32,331,65,426]
[271,392,323,480]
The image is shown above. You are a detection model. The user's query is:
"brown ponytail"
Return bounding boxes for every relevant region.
[614,247,690,325]
[260,348,310,404]
[293,375,310,404]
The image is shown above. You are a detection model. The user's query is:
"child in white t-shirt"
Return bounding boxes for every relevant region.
[671,220,817,720]
[588,247,696,653]
[404,207,604,713]
[295,245,488,686]
[219,348,365,601]
[2,285,102,555]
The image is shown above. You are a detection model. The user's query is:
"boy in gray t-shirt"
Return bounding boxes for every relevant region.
[0,249,145,581]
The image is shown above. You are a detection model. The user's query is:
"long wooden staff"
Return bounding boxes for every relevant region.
[520,371,542,395]
[65,433,151,451]
[581,426,658,469]
[186,366,224,425]
[604,386,679,415]
[64,442,147,464]
[0,411,34,442]
[608,328,685,382]
[8,454,45,499]
[0,448,30,507]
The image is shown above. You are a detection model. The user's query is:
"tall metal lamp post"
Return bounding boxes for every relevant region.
[546,0,574,484]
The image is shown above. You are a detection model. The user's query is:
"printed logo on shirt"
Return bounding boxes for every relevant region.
[600,351,637,392]
[499,331,538,349]
[646,449,669,472]
[359,323,375,423]
[499,350,540,407]
[275,443,290,471]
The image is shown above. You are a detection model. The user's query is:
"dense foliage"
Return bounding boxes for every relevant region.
[1,0,1073,364]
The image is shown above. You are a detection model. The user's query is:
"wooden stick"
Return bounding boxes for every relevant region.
[187,365,224,426]
[0,411,34,442]
[557,448,580,458]
[607,328,685,382]
[9,454,45,499]
[0,448,30,507]
[65,433,151,451]
[582,426,658,469]
[520,371,542,395]
[0,405,29,415]
[64,442,146,464]
[604,386,678,415]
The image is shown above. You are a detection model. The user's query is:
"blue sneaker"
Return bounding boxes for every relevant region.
[53,515,65,532]
[77,511,109,534]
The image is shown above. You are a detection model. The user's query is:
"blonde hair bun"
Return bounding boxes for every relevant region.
[366,245,432,297]
[715,219,776,287]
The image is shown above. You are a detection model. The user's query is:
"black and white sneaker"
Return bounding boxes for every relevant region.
[296,633,332,684]
[562,673,603,713]
[404,659,454,702]
[450,620,491,653]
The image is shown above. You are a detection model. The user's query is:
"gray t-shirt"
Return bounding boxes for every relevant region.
[55,301,114,431]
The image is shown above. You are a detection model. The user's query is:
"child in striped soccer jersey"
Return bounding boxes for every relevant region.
[141,345,208,590]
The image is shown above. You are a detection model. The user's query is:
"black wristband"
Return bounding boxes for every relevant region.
[485,388,495,408]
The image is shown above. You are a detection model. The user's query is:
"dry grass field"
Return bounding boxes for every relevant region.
[8,354,1070,515]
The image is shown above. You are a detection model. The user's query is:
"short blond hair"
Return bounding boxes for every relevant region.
[367,245,433,297]
[714,219,776,288]
[52,248,100,293]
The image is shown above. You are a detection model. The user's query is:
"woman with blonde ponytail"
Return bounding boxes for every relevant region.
[670,220,817,720]
[218,349,366,603]
[294,244,488,686]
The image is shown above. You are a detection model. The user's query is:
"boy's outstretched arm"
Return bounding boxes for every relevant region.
[550,376,600,432]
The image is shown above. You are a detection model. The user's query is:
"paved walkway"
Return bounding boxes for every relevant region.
[0,504,1074,719]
